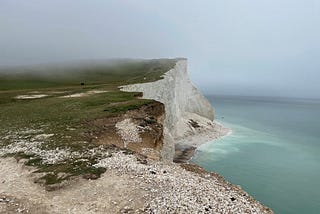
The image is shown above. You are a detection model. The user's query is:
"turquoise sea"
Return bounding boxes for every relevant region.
[191,95,320,214]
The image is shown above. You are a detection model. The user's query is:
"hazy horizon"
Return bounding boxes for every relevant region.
[1,1,319,98]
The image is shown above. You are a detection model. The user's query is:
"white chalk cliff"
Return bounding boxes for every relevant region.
[121,59,228,161]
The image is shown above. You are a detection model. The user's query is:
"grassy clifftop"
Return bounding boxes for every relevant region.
[0,59,176,91]
[0,58,177,186]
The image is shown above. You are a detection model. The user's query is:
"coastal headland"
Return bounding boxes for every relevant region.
[0,59,273,213]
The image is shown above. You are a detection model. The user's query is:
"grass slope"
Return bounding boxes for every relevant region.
[0,59,176,90]
[0,58,177,186]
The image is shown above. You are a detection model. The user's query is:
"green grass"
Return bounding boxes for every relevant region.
[0,59,176,90]
[0,58,177,186]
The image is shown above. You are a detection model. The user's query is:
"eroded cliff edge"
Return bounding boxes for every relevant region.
[0,58,273,213]
[121,58,229,161]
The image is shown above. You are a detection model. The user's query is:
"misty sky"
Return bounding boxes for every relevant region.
[1,1,319,98]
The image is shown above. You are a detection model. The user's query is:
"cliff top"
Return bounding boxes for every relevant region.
[0,58,178,185]
[0,58,178,91]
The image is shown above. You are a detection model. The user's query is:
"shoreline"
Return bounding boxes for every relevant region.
[0,121,274,213]
[174,121,232,163]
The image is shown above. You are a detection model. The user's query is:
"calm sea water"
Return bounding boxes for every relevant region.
[191,96,320,214]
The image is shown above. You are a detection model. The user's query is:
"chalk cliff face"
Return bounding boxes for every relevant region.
[121,59,226,161]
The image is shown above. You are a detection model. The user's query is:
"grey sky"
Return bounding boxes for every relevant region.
[1,0,319,98]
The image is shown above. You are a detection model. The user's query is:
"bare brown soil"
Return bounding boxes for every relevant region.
[87,101,165,160]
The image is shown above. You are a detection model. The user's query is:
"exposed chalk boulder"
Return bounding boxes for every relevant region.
[121,59,228,161]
